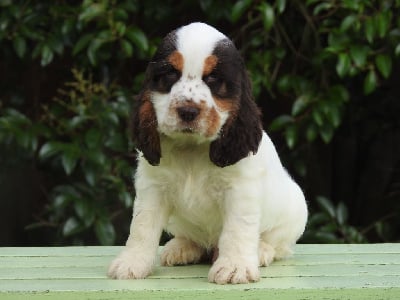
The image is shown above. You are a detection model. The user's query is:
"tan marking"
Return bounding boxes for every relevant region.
[214,97,239,114]
[168,51,184,72]
[139,95,156,125]
[139,97,160,147]
[205,107,221,138]
[203,55,218,76]
[214,97,240,129]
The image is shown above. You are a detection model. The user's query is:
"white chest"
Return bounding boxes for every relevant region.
[154,155,232,246]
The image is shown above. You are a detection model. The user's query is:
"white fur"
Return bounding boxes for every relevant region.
[108,23,308,284]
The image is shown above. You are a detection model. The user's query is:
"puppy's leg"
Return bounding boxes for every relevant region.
[259,222,303,265]
[161,237,205,266]
[108,189,168,279]
[258,240,276,267]
[208,186,261,284]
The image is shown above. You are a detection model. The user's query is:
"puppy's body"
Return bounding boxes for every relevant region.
[137,133,305,251]
[108,23,307,284]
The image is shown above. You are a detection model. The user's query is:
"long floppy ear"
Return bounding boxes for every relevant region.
[209,68,263,167]
[131,29,179,166]
[131,87,161,166]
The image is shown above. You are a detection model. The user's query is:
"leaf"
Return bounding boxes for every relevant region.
[364,17,375,43]
[316,196,336,218]
[340,15,357,32]
[326,105,341,128]
[79,3,104,22]
[121,191,133,208]
[395,44,400,57]
[83,163,97,186]
[63,217,81,237]
[13,36,27,58]
[86,38,103,66]
[39,142,62,159]
[315,232,340,243]
[95,219,116,245]
[312,108,323,126]
[308,212,330,227]
[125,27,148,52]
[313,2,332,15]
[74,201,95,227]
[115,21,126,37]
[349,45,369,68]
[306,123,318,142]
[260,3,275,31]
[231,0,253,22]
[336,202,348,226]
[87,149,106,166]
[285,125,297,149]
[269,115,293,131]
[114,8,129,21]
[336,53,351,78]
[375,54,392,79]
[276,0,286,14]
[62,149,79,175]
[327,32,348,53]
[376,11,391,38]
[68,115,88,129]
[73,33,94,56]
[41,45,54,66]
[363,69,378,95]
[53,194,69,209]
[276,75,292,92]
[319,123,334,143]
[120,39,133,57]
[292,95,310,116]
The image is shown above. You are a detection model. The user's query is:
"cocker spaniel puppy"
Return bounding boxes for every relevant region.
[108,22,307,284]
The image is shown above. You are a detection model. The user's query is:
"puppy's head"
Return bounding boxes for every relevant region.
[132,22,262,167]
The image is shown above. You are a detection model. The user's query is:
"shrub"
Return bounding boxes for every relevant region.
[1,0,399,245]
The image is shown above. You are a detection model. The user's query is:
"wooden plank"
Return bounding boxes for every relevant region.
[1,252,399,268]
[1,275,400,291]
[1,264,400,280]
[0,244,399,299]
[1,288,399,300]
[1,243,399,257]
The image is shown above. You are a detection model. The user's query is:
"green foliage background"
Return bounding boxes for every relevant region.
[1,0,399,245]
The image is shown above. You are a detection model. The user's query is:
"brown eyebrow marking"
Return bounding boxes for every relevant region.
[203,55,218,76]
[168,51,184,72]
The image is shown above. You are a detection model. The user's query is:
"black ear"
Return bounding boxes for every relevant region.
[130,30,179,166]
[131,89,161,166]
[209,68,263,167]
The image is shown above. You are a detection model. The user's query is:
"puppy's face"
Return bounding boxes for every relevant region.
[150,24,242,141]
[133,23,262,167]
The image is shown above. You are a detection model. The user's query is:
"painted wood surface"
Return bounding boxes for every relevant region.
[0,244,399,299]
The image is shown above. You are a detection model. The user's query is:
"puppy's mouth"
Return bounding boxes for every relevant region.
[180,127,196,134]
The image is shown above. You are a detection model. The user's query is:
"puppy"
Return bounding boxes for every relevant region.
[108,22,307,284]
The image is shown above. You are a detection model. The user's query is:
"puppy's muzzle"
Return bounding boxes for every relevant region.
[177,106,200,122]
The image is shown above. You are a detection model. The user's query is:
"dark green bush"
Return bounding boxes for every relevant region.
[1,0,399,245]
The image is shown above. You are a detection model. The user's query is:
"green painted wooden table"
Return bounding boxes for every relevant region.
[0,244,399,299]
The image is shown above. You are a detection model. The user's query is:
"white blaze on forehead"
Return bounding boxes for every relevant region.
[176,22,226,77]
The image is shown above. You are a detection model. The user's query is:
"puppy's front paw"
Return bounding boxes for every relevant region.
[161,237,205,266]
[208,256,260,284]
[108,249,153,279]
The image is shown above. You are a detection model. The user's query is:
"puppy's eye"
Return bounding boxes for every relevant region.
[203,73,227,97]
[163,70,180,82]
[153,69,181,92]
[203,73,220,85]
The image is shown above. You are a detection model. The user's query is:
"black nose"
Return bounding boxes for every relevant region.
[177,106,200,122]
